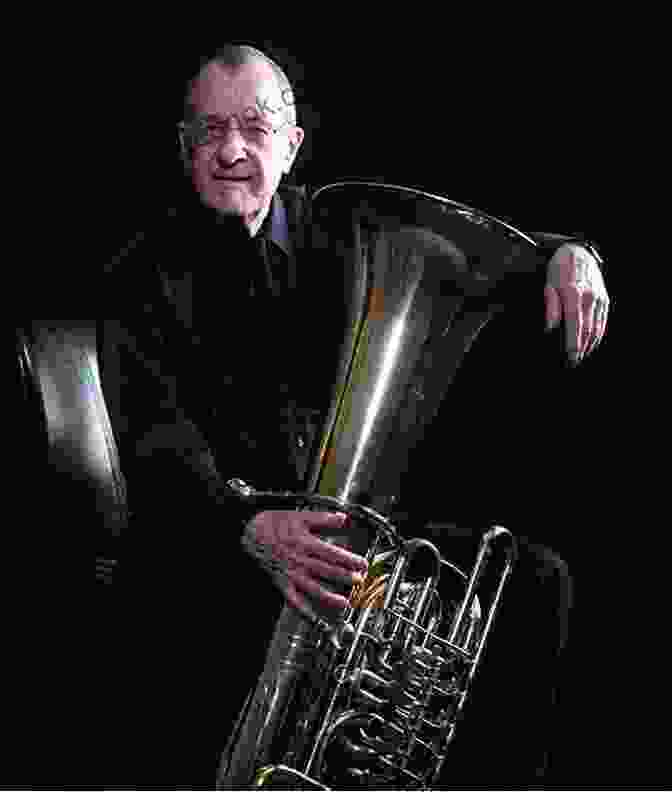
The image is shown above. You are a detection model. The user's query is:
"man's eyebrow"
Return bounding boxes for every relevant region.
[197,109,273,125]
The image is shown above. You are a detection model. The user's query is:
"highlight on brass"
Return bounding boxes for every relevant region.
[217,182,532,790]
[348,557,389,609]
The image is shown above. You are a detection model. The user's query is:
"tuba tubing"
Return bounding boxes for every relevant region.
[217,182,537,790]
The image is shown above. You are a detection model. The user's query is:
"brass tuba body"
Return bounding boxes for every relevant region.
[217,182,544,790]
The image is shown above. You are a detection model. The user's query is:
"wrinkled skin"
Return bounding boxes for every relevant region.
[242,510,368,624]
[545,243,609,362]
[190,61,610,624]
[185,60,304,236]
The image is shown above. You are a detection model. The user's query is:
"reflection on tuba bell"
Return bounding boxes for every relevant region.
[217,182,545,790]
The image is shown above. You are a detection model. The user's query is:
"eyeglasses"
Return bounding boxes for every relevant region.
[178,114,291,151]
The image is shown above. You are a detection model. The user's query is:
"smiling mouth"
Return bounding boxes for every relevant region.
[215,179,251,194]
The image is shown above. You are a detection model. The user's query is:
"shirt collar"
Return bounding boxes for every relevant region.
[260,192,292,257]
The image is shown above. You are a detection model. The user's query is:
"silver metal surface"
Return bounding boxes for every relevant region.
[28,322,128,536]
[217,182,534,789]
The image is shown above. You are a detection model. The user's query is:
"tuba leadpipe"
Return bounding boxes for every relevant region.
[217,182,542,790]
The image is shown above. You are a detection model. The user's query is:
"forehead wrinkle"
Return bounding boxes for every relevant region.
[189,62,284,120]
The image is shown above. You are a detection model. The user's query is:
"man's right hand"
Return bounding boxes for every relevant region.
[242,510,369,624]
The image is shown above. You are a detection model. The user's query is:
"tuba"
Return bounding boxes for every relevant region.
[217,182,545,790]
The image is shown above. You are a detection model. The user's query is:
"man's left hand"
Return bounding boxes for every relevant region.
[544,243,609,364]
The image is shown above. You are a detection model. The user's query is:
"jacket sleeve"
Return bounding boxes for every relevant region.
[100,239,258,588]
[527,231,605,270]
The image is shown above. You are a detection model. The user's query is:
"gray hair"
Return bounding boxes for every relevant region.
[183,44,297,125]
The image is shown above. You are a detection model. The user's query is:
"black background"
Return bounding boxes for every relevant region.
[70,24,652,788]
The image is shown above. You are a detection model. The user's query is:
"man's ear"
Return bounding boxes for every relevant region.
[282,127,304,175]
[178,128,192,172]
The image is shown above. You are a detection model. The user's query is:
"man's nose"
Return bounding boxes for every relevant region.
[214,130,248,164]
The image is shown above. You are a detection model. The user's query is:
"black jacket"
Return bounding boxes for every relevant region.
[13,184,589,787]
[98,183,588,568]
[16,185,591,584]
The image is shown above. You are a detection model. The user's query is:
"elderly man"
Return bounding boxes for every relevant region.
[99,43,608,787]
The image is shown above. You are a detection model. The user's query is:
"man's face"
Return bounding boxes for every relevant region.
[184,61,304,233]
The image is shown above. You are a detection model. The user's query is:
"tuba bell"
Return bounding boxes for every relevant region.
[216,182,545,790]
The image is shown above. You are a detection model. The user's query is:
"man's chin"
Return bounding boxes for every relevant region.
[214,204,246,219]
[204,192,250,221]
[213,188,249,210]
[204,189,270,234]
